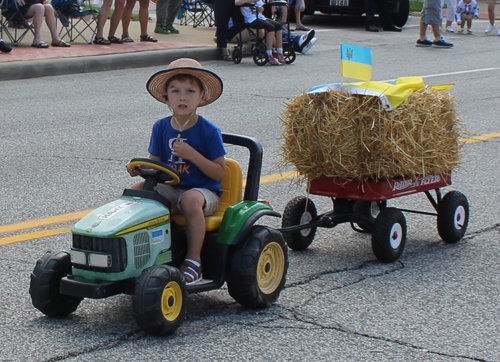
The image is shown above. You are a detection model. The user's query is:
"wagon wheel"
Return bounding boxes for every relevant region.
[437,191,469,243]
[371,208,407,263]
[352,201,387,233]
[281,196,318,251]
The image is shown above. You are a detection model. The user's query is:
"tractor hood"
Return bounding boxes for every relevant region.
[73,196,170,238]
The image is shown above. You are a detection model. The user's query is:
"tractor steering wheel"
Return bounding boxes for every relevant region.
[129,158,181,186]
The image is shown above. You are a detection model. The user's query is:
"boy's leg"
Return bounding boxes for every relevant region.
[122,0,136,36]
[180,190,206,264]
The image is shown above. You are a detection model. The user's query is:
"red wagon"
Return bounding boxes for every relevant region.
[280,172,469,263]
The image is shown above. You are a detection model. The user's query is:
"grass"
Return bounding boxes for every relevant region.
[410,0,423,12]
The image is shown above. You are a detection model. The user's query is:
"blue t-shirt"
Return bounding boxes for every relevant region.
[148,115,226,196]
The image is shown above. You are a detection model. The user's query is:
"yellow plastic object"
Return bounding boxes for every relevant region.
[171,158,243,232]
[129,160,181,185]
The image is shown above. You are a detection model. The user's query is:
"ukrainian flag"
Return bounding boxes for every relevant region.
[340,43,372,82]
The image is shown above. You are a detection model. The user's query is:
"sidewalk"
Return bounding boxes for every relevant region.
[0,18,218,81]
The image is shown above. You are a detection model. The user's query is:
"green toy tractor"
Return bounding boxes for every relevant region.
[29,133,288,336]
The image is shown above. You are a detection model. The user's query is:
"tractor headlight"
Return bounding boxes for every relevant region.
[88,253,112,268]
[71,250,87,265]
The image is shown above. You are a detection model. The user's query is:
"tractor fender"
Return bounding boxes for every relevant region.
[216,201,281,245]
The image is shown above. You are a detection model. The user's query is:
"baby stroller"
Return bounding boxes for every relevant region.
[231,1,296,66]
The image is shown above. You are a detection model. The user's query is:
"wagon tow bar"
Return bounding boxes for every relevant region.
[278,213,347,233]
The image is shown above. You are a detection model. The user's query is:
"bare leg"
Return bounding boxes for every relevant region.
[121,0,136,36]
[108,0,126,38]
[26,4,45,43]
[419,22,427,38]
[488,0,496,25]
[180,190,206,264]
[96,0,113,38]
[431,23,441,39]
[43,4,62,44]
[139,0,149,35]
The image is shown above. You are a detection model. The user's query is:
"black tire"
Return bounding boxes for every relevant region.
[353,201,387,232]
[227,226,288,308]
[371,208,407,263]
[132,265,187,336]
[437,191,469,244]
[29,250,83,317]
[392,0,410,27]
[284,49,296,64]
[281,196,317,251]
[253,49,268,66]
[232,48,242,64]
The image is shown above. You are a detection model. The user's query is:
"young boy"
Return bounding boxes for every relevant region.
[456,0,478,34]
[416,0,454,48]
[126,58,226,285]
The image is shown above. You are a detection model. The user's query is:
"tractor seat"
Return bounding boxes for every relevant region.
[171,158,243,232]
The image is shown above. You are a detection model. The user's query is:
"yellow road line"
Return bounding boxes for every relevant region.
[0,210,93,234]
[0,226,73,246]
[463,132,500,144]
[1,131,499,246]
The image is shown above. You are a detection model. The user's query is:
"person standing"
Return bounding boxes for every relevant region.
[93,0,126,44]
[154,0,182,34]
[484,0,498,34]
[415,0,453,47]
[121,0,157,42]
[213,0,235,60]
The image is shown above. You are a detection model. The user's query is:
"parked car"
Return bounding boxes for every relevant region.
[299,0,410,28]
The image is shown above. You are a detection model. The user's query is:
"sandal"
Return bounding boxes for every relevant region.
[222,53,232,61]
[295,25,311,31]
[93,36,111,45]
[51,40,71,47]
[140,34,158,42]
[180,259,202,285]
[121,35,134,43]
[31,40,49,48]
[108,36,123,44]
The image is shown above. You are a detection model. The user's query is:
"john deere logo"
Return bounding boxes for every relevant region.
[346,48,353,60]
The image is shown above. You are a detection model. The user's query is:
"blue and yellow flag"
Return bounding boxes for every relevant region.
[340,43,372,82]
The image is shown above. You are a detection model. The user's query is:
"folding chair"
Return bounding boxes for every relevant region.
[52,0,98,44]
[0,0,35,45]
[178,0,215,28]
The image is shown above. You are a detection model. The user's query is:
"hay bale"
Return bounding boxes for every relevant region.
[280,87,464,182]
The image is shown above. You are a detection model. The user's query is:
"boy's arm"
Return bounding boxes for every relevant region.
[172,143,226,181]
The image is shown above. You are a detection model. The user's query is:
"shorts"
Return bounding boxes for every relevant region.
[421,0,442,24]
[249,19,282,32]
[156,185,220,216]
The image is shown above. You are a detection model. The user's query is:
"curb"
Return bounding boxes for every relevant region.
[0,46,218,81]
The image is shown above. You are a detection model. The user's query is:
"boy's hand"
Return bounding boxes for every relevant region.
[172,141,198,161]
[126,162,140,177]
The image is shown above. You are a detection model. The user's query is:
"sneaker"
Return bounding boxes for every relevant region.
[166,26,179,34]
[485,23,496,33]
[154,26,169,34]
[0,40,12,53]
[301,37,316,54]
[457,28,464,34]
[497,28,500,36]
[298,28,315,47]
[467,28,473,35]
[276,53,286,63]
[415,38,433,47]
[268,55,280,65]
[432,37,454,48]
[445,26,455,33]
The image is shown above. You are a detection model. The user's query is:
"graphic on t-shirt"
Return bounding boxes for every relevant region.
[167,137,191,174]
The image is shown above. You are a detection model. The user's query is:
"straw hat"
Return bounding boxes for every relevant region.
[146,58,223,107]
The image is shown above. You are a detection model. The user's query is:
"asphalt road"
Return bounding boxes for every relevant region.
[1,14,500,362]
